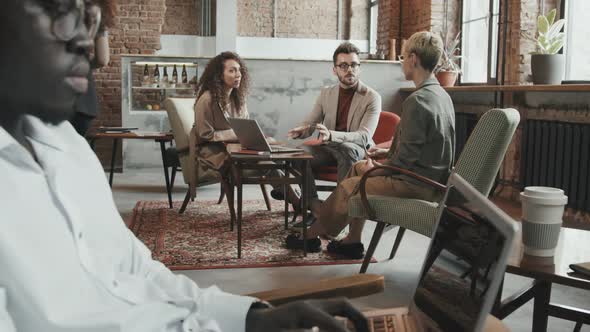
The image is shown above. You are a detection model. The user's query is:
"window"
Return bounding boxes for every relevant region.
[460,0,500,84]
[564,0,590,80]
[369,0,378,54]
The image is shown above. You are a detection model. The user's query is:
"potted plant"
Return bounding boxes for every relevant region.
[531,9,566,84]
[435,31,462,87]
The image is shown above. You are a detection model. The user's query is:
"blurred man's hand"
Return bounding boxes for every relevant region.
[287,125,309,139]
[245,298,369,332]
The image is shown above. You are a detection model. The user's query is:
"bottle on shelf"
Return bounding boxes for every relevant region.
[142,64,150,86]
[172,65,178,84]
[162,66,169,87]
[181,64,188,84]
[153,64,160,87]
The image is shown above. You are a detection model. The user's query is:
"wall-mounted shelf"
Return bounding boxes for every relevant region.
[400,84,590,93]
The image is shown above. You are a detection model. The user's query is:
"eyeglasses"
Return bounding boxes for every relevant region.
[50,0,102,41]
[335,62,361,71]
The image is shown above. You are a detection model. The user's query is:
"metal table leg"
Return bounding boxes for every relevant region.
[237,162,243,259]
[302,159,309,256]
[533,281,552,332]
[158,140,173,208]
[108,138,118,187]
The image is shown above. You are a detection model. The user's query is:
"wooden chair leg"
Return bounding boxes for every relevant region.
[260,184,272,211]
[222,180,236,230]
[388,227,406,260]
[573,322,583,332]
[179,188,191,214]
[217,183,225,204]
[360,222,386,274]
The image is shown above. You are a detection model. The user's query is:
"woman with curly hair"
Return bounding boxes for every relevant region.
[193,51,251,171]
[69,0,117,135]
[193,52,300,206]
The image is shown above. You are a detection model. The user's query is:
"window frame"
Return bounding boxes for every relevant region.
[368,0,379,55]
[561,0,590,82]
[459,0,501,85]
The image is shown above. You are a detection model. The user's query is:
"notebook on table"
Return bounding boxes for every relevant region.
[345,172,518,332]
[228,118,303,154]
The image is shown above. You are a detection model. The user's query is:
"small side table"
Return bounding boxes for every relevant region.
[226,144,314,259]
[88,131,175,208]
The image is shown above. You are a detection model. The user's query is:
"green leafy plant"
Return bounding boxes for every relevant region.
[436,31,462,73]
[534,8,566,54]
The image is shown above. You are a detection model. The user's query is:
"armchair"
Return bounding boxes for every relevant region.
[163,98,271,214]
[348,108,520,273]
[310,111,401,191]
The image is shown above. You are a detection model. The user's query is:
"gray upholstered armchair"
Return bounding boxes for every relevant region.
[348,108,520,273]
[164,98,219,213]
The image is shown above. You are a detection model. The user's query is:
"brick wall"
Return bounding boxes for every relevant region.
[238,0,274,37]
[93,0,167,167]
[237,0,367,40]
[349,0,369,40]
[162,0,200,35]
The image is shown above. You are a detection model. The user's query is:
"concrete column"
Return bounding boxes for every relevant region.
[216,0,237,53]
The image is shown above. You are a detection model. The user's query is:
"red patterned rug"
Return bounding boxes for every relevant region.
[128,200,373,270]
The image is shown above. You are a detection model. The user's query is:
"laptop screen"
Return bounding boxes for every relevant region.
[412,183,510,332]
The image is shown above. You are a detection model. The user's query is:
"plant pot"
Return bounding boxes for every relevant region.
[435,71,458,87]
[531,54,565,85]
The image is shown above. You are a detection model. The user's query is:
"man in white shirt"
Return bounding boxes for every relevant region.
[0,1,368,331]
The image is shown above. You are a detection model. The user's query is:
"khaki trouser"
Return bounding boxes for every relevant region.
[318,161,440,237]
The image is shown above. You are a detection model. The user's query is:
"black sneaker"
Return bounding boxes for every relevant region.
[270,189,285,200]
[270,188,301,201]
[326,240,365,259]
[285,234,322,252]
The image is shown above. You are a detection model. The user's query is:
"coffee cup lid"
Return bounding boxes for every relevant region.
[520,186,567,205]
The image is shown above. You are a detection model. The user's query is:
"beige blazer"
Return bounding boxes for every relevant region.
[191,91,248,172]
[299,80,381,149]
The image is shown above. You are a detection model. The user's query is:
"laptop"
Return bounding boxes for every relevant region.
[347,172,518,332]
[228,118,304,153]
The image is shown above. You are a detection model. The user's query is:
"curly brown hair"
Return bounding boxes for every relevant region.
[94,0,117,28]
[196,52,250,114]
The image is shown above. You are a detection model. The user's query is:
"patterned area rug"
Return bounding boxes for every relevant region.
[129,200,373,270]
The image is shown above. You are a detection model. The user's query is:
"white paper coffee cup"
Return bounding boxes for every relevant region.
[520,187,567,257]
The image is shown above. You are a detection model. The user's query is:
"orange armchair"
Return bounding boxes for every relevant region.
[312,111,401,190]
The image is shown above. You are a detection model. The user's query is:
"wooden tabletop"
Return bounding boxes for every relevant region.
[227,143,313,160]
[90,131,174,140]
[507,226,590,290]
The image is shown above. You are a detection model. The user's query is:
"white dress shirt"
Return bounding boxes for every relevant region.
[0,116,255,332]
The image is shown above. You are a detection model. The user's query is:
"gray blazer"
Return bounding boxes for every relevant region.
[299,80,381,149]
[385,77,456,184]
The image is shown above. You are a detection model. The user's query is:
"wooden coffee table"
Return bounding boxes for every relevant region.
[89,131,175,207]
[494,226,590,331]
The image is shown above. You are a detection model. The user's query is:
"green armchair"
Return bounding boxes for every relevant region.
[348,108,520,273]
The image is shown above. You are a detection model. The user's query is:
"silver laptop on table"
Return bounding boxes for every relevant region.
[228,118,303,153]
[348,172,517,332]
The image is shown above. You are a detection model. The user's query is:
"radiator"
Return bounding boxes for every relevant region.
[521,120,590,212]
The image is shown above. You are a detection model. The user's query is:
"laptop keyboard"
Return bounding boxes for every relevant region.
[269,145,302,152]
[369,315,397,332]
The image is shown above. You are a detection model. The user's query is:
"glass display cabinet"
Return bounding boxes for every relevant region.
[122,55,199,113]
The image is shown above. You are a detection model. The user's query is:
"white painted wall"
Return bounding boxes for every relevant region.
[216,0,238,53]
[156,35,216,57]
[237,37,369,60]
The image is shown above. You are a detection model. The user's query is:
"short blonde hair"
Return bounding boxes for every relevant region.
[403,31,444,72]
